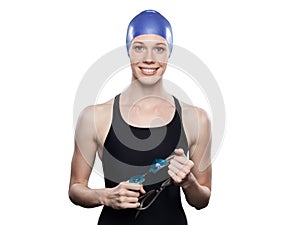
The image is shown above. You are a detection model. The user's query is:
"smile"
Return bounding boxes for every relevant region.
[140,67,159,75]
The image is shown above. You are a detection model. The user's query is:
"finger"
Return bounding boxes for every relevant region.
[185,160,194,169]
[168,170,182,184]
[174,148,185,156]
[120,201,141,209]
[117,185,141,198]
[168,163,180,174]
[170,159,184,170]
[117,196,139,205]
[125,190,141,197]
[173,155,189,165]
[140,185,146,194]
[168,169,176,178]
[169,160,190,173]
[124,196,139,203]
[175,170,188,179]
[173,149,190,164]
[121,182,143,191]
[169,163,190,178]
[173,156,194,169]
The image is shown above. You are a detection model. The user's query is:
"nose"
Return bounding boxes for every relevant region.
[143,49,155,64]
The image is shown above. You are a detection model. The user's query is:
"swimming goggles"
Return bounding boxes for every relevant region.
[129,155,175,218]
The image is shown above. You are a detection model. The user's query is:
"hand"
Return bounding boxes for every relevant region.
[168,148,194,185]
[105,181,146,209]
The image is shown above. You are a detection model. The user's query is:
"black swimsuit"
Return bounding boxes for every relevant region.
[98,94,188,225]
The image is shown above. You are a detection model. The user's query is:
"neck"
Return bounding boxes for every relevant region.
[121,77,172,105]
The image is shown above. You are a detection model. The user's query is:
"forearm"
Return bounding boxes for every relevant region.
[182,173,211,210]
[69,183,108,208]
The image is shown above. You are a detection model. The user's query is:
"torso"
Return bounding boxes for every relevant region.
[94,94,200,159]
[97,93,189,225]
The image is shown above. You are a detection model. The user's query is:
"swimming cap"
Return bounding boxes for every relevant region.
[126,10,173,54]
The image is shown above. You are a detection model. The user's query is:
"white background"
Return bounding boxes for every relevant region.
[1,0,299,224]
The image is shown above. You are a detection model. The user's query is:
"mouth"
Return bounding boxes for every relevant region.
[139,67,159,76]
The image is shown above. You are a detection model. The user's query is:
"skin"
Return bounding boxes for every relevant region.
[69,34,212,210]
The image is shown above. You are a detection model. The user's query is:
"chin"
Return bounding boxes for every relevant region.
[135,75,162,86]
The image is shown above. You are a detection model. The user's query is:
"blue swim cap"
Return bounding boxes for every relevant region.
[126,10,173,54]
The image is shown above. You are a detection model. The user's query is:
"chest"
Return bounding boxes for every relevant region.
[120,104,175,128]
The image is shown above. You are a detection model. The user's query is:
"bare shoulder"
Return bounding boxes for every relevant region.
[180,101,210,125]
[94,98,114,122]
[77,99,113,124]
[179,100,211,146]
[93,98,115,145]
[76,98,114,145]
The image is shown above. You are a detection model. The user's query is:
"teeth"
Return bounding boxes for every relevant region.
[142,68,156,73]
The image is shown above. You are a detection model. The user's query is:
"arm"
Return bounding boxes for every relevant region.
[168,107,212,209]
[68,105,145,209]
[68,105,103,208]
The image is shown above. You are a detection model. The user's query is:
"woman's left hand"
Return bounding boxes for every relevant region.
[168,148,194,185]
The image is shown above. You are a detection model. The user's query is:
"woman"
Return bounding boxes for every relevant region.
[69,10,212,225]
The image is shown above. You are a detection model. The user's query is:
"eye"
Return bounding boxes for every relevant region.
[155,47,165,53]
[134,45,145,52]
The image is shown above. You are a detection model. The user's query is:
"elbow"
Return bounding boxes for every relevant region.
[68,188,78,206]
[194,197,210,210]
[68,185,83,207]
[195,202,209,210]
[68,185,100,209]
[68,192,89,208]
[69,196,77,206]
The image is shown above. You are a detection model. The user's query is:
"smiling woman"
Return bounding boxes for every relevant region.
[129,34,169,79]
[69,9,212,225]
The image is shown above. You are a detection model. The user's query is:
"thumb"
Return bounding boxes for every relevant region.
[174,148,185,156]
[140,185,146,194]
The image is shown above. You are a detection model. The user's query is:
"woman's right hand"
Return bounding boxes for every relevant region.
[104,181,146,209]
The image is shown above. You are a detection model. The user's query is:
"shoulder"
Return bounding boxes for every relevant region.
[77,98,114,125]
[178,100,211,145]
[76,98,115,143]
[94,98,114,119]
[179,100,210,126]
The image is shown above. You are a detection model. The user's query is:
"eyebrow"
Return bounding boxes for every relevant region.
[132,41,144,45]
[132,41,167,46]
[155,43,167,46]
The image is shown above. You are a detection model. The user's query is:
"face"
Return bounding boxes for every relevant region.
[128,34,169,84]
